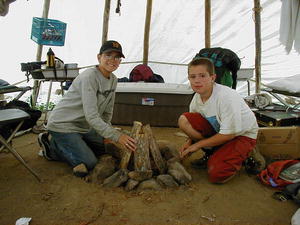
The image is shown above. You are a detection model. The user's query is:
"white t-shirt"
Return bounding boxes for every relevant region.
[189,83,258,139]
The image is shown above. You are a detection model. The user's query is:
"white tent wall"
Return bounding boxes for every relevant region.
[0,0,299,92]
[0,0,43,84]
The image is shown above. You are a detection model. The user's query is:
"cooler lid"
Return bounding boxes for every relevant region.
[116,82,194,94]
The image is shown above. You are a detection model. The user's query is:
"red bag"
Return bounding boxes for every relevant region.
[258,159,300,189]
[129,64,154,82]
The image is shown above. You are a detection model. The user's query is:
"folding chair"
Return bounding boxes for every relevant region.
[0,108,41,182]
[262,74,300,111]
[262,87,300,111]
[0,85,31,101]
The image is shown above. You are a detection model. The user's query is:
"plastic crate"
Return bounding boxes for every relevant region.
[31,68,79,80]
[31,17,67,46]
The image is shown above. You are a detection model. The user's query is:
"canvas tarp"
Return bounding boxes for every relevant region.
[1,0,299,94]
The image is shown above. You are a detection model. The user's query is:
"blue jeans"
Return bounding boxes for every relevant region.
[48,129,105,170]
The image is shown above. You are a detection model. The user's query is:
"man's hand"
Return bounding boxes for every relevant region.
[118,134,136,152]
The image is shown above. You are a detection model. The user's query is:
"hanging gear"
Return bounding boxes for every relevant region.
[116,0,121,14]
[46,48,55,68]
[195,47,241,89]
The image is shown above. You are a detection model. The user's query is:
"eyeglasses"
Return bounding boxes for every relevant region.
[103,54,122,62]
[188,74,211,80]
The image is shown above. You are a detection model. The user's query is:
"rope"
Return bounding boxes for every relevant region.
[252,6,263,22]
[121,60,188,66]
[252,6,263,13]
[81,61,188,68]
[12,78,31,86]
[116,0,121,14]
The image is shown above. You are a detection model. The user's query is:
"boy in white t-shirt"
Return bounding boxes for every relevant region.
[178,57,259,183]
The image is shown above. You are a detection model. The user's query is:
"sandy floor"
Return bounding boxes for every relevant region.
[0,126,298,225]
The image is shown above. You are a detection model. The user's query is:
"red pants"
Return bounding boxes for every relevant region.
[183,112,256,183]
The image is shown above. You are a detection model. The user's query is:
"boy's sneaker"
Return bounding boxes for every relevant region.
[190,147,218,169]
[73,163,88,177]
[38,132,52,161]
[244,147,266,175]
[190,154,210,169]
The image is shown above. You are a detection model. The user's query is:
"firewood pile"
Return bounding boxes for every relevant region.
[85,121,192,191]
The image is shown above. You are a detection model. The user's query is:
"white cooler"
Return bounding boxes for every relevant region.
[112,82,194,127]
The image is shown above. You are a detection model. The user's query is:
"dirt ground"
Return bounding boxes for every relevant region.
[0,126,298,225]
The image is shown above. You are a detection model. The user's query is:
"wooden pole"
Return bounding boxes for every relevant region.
[143,0,153,65]
[36,0,50,61]
[205,0,211,48]
[31,0,50,107]
[102,0,111,44]
[254,0,262,93]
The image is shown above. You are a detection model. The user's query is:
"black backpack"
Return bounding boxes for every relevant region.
[195,47,241,89]
[0,100,42,139]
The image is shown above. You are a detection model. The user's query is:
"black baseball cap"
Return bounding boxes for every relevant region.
[99,40,125,58]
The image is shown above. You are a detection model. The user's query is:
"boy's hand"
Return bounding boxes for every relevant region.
[179,138,192,154]
[180,143,200,158]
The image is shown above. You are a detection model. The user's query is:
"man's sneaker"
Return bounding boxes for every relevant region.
[244,147,266,175]
[191,154,210,169]
[73,163,88,177]
[38,132,52,161]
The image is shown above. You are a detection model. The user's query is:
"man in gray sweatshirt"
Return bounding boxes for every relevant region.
[38,40,136,177]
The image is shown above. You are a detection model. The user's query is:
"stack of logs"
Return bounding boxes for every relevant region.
[85,121,192,191]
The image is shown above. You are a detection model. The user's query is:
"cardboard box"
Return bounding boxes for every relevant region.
[257,126,300,159]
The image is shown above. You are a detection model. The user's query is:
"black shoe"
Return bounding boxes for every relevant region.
[73,163,88,177]
[191,154,210,169]
[244,147,266,175]
[38,132,52,161]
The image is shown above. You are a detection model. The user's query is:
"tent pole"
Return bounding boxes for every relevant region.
[102,0,111,44]
[31,0,50,107]
[254,0,262,94]
[143,0,153,65]
[205,0,211,48]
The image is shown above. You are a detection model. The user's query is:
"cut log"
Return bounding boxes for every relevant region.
[120,121,142,169]
[102,168,129,188]
[85,154,116,184]
[143,124,167,174]
[134,133,151,171]
[128,170,153,181]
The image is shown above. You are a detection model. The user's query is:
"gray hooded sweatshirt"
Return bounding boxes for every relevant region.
[47,67,121,142]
